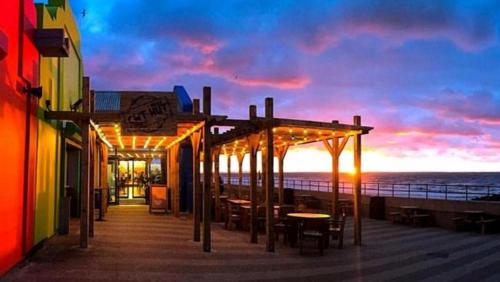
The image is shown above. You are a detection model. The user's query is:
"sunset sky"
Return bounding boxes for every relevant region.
[67,1,500,172]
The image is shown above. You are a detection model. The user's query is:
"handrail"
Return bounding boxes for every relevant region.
[224,176,500,202]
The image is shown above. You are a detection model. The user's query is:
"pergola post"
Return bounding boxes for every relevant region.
[353,115,362,246]
[213,128,221,222]
[89,130,95,237]
[190,99,202,242]
[202,86,212,252]
[227,154,232,196]
[261,146,266,203]
[114,148,119,205]
[236,152,245,198]
[171,143,180,217]
[80,77,91,248]
[265,97,275,252]
[275,145,288,205]
[190,130,202,241]
[248,104,259,243]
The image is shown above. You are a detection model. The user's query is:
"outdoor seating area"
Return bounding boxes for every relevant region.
[219,193,346,255]
[5,204,500,282]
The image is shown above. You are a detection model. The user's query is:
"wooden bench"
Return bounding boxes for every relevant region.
[478,218,497,235]
[410,213,431,226]
[389,212,402,223]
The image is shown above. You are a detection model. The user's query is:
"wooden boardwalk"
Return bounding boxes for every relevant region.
[4,205,500,282]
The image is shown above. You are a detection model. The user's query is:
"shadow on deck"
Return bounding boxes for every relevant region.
[4,205,500,282]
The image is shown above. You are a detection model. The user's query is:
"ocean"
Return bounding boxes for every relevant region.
[222,172,500,200]
[224,172,500,186]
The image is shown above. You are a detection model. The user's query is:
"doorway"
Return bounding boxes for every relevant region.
[118,160,147,200]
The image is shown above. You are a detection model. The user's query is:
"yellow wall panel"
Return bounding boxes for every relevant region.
[34,121,59,244]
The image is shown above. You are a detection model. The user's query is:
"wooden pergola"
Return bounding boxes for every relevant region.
[45,80,373,253]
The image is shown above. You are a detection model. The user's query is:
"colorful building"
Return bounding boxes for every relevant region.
[0,0,81,275]
[34,0,83,246]
[0,0,40,275]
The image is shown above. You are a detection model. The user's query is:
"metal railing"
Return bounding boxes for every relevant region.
[226,176,500,201]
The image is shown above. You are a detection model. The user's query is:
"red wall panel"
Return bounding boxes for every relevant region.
[0,0,39,275]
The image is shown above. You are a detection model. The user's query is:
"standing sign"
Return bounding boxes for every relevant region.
[120,92,178,135]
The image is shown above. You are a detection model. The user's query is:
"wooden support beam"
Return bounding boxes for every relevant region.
[248,104,260,244]
[227,154,232,196]
[114,148,119,205]
[80,77,90,248]
[338,135,350,157]
[80,119,90,248]
[236,152,245,198]
[89,130,95,237]
[213,128,221,222]
[201,86,213,251]
[203,87,211,116]
[247,133,260,243]
[275,145,288,205]
[261,144,266,203]
[190,131,202,242]
[171,143,180,217]
[193,99,200,114]
[265,97,275,252]
[353,115,362,246]
[249,105,257,119]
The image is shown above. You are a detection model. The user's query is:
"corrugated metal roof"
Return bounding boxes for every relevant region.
[94,92,120,112]
[94,88,193,113]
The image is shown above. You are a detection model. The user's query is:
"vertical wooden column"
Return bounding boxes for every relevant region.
[265,98,275,252]
[227,154,232,196]
[114,148,119,205]
[191,99,201,242]
[171,143,180,217]
[213,128,221,222]
[248,104,259,243]
[202,86,212,252]
[166,149,171,211]
[353,115,362,246]
[80,77,90,248]
[89,131,95,237]
[275,145,288,205]
[236,152,245,198]
[261,146,266,203]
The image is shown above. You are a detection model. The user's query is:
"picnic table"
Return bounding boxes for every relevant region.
[453,210,496,234]
[389,206,431,226]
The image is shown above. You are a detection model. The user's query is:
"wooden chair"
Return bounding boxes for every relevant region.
[329,214,346,249]
[220,197,228,223]
[257,206,266,232]
[274,206,295,244]
[299,220,328,255]
[225,202,241,230]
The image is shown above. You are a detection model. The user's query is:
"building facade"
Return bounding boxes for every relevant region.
[34,0,83,246]
[0,0,40,275]
[0,0,82,275]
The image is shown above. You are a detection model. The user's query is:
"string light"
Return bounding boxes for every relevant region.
[144,137,151,149]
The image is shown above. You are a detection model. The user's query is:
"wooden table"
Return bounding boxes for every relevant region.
[239,205,280,230]
[287,213,331,246]
[227,199,251,205]
[463,210,485,223]
[287,213,331,220]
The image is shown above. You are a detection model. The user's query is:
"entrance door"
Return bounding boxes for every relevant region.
[118,160,147,200]
[66,145,80,217]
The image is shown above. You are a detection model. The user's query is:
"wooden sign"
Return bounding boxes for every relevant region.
[120,92,177,135]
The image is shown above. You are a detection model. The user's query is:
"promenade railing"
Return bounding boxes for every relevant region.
[226,176,500,201]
